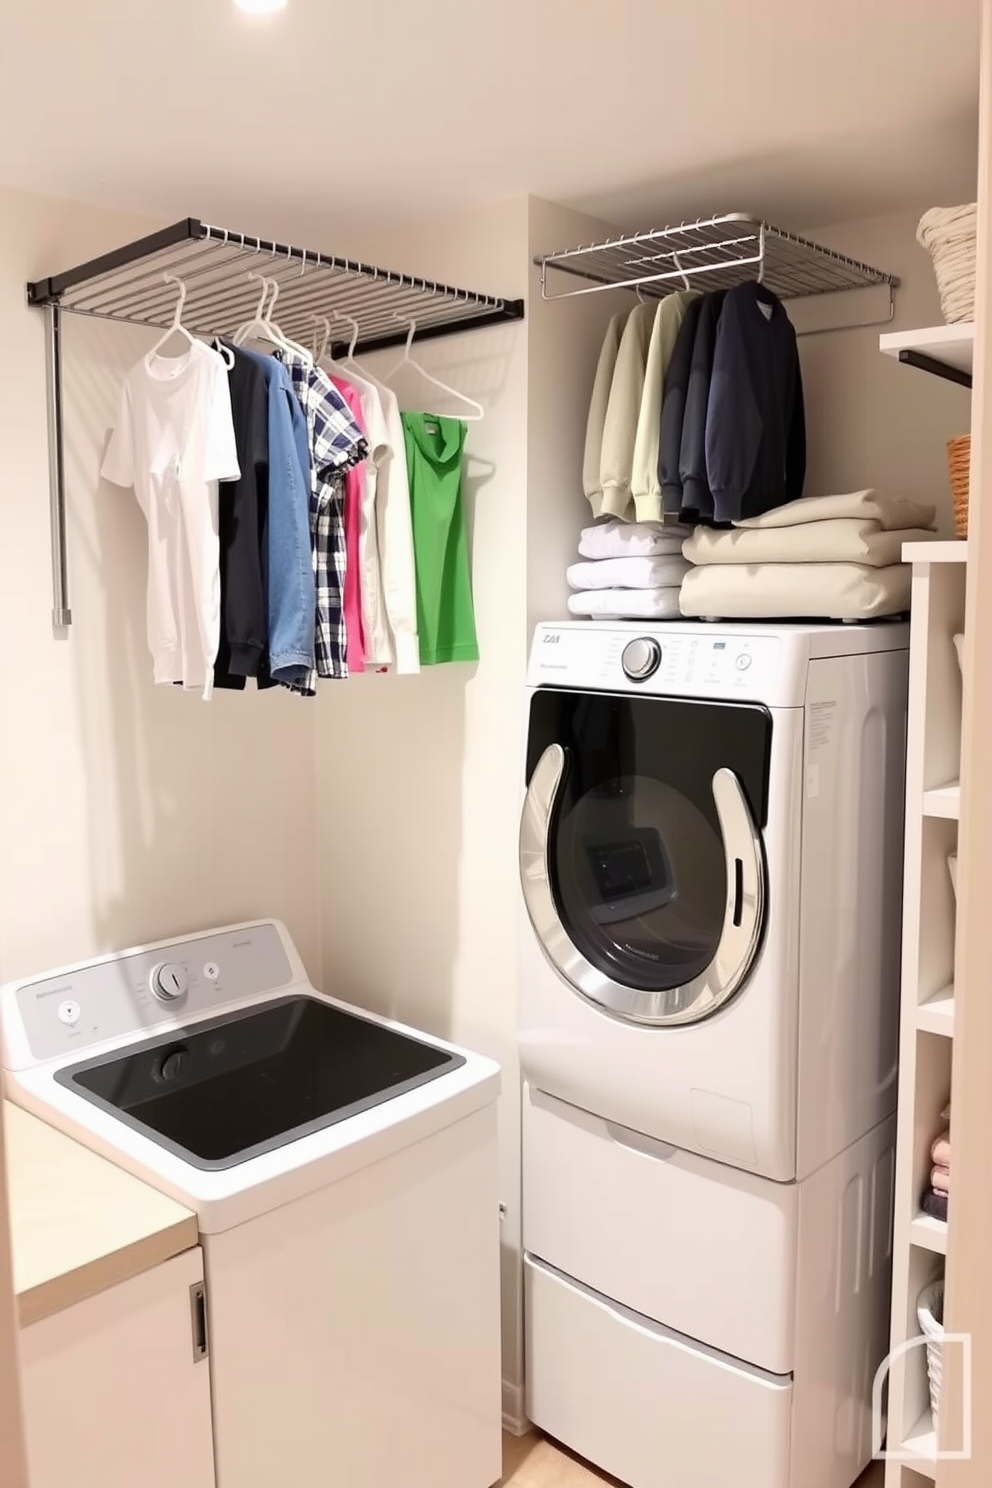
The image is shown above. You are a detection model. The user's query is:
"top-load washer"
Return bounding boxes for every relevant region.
[518,620,909,1488]
[2,920,502,1488]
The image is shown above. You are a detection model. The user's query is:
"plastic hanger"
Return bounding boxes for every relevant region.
[383,316,484,421]
[233,274,313,364]
[147,274,197,360]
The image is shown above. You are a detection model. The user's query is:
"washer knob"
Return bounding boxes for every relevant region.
[149,962,189,1002]
[622,637,662,681]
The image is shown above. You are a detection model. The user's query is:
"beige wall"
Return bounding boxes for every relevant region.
[0,184,322,985]
[799,208,971,528]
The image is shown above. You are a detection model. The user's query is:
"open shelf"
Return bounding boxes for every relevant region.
[902,539,968,565]
[917,986,955,1038]
[910,1214,948,1255]
[922,782,960,820]
[880,322,974,389]
[901,1407,937,1479]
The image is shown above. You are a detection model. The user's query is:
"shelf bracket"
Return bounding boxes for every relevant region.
[43,302,72,628]
[897,348,973,390]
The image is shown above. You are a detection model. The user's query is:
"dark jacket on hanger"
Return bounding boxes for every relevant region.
[213,343,271,690]
[658,294,705,517]
[678,289,727,521]
[704,281,806,524]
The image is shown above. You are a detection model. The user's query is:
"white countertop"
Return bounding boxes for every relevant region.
[4,1102,197,1327]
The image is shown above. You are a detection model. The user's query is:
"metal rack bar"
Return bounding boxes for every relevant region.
[28,218,525,628]
[897,348,973,390]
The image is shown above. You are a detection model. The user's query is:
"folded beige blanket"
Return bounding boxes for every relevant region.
[683,520,935,568]
[932,1165,950,1194]
[680,562,911,621]
[735,491,937,533]
[932,1130,950,1168]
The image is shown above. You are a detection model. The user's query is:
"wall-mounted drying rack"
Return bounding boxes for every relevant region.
[536,212,898,322]
[27,216,526,627]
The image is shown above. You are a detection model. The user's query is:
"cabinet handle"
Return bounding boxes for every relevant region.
[189,1281,209,1363]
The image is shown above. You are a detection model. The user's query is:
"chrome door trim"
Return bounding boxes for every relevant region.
[519,744,765,1026]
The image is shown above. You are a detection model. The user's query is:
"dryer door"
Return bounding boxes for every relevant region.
[520,690,770,1026]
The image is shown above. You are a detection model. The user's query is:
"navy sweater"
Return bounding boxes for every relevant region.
[704,282,805,523]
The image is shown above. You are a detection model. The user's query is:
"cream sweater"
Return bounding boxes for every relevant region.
[631,291,700,521]
[582,310,628,517]
[598,302,657,519]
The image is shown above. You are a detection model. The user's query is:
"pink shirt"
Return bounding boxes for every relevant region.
[330,375,367,673]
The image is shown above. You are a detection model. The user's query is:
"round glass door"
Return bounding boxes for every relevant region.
[520,690,771,1025]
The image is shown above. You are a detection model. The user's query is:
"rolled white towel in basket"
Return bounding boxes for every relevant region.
[917,1279,945,1426]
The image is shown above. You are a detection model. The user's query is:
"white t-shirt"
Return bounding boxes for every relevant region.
[101,341,240,700]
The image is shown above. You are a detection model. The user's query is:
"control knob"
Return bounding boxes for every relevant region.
[149,962,189,1002]
[621,637,662,682]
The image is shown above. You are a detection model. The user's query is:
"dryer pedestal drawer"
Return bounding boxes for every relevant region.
[525,1256,792,1488]
[522,1083,798,1373]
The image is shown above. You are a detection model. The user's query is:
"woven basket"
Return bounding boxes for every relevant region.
[918,205,978,323]
[918,1279,945,1426]
[947,435,971,538]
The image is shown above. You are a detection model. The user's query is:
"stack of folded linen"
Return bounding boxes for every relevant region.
[921,1105,951,1223]
[679,491,937,621]
[567,519,690,619]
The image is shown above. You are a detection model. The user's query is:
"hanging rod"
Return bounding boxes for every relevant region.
[28,218,525,628]
[536,212,899,308]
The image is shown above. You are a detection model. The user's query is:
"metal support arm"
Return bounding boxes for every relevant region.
[44,303,71,627]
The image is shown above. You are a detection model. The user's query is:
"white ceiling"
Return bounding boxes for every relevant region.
[0,0,980,243]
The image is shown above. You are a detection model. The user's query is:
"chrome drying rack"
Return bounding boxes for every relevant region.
[537,212,898,312]
[28,217,526,626]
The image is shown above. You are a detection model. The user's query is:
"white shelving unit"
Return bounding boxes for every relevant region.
[880,323,975,387]
[884,535,967,1486]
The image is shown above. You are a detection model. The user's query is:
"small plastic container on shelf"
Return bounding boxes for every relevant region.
[917,1277,945,1425]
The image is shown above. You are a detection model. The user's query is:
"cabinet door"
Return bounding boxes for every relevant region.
[19,1247,215,1488]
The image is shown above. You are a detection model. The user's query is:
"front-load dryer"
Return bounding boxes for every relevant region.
[518,620,908,1488]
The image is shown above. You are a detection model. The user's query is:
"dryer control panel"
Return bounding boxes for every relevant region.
[529,624,784,701]
[4,922,294,1066]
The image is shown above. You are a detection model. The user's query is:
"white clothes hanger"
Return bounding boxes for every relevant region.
[233,274,313,364]
[147,274,197,359]
[383,315,484,422]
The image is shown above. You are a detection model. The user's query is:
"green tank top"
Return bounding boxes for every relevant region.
[401,412,479,665]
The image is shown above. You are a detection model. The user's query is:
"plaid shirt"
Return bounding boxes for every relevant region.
[279,351,367,685]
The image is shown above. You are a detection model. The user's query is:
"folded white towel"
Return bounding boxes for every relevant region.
[684,520,936,568]
[735,491,936,533]
[568,588,684,620]
[680,562,911,621]
[567,556,689,591]
[579,519,690,561]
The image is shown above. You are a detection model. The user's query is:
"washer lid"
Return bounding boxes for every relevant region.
[54,995,465,1171]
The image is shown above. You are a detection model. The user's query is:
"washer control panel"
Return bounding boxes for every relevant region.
[8,923,293,1065]
[530,624,783,699]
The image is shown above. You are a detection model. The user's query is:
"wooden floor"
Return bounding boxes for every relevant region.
[499,1432,885,1487]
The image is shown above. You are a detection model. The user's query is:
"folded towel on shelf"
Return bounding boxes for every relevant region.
[932,1130,951,1168]
[735,491,937,533]
[932,1165,950,1194]
[921,1188,948,1224]
[579,519,690,561]
[683,520,936,568]
[568,588,684,620]
[680,561,911,621]
[567,556,690,591]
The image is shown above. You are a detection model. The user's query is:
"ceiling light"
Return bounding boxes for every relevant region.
[234,0,288,13]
